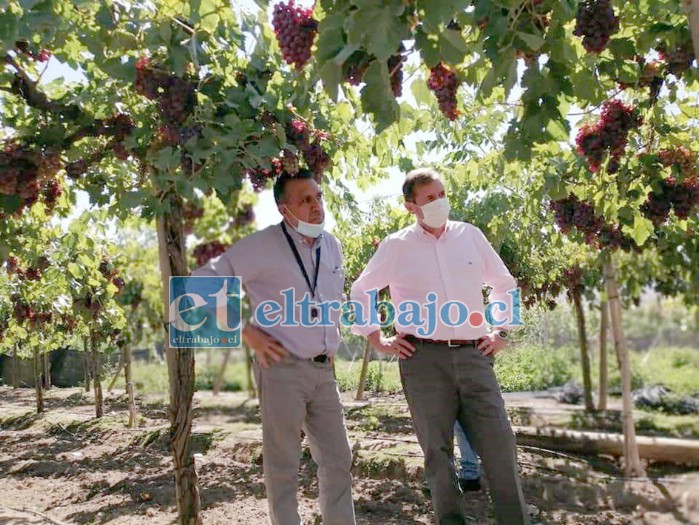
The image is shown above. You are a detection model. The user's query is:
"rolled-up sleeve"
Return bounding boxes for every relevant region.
[349,240,392,336]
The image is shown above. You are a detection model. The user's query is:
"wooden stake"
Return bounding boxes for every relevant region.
[572,288,594,411]
[598,301,609,411]
[603,253,645,477]
[356,340,372,401]
[213,347,232,396]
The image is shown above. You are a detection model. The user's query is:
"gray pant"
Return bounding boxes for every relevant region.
[399,340,529,525]
[255,354,356,525]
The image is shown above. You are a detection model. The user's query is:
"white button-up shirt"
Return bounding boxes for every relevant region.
[192,223,345,358]
[350,220,519,340]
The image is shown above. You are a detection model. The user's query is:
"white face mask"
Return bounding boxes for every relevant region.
[419,198,450,228]
[285,206,325,238]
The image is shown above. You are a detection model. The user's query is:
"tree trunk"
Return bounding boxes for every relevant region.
[245,346,256,399]
[514,426,699,466]
[34,349,44,414]
[603,253,645,478]
[356,340,372,401]
[572,288,594,412]
[91,331,104,419]
[156,195,202,525]
[684,0,699,66]
[11,343,18,389]
[125,345,137,428]
[598,301,609,411]
[42,351,51,390]
[213,347,232,396]
[83,337,91,392]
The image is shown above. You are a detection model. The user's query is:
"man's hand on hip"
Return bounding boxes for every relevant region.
[243,324,289,368]
[477,332,508,357]
[368,331,415,359]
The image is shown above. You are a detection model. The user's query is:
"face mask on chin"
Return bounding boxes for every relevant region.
[284,206,325,238]
[419,198,450,228]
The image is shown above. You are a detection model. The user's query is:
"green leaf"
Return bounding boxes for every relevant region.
[415,29,441,68]
[419,0,468,27]
[345,1,407,61]
[517,31,545,51]
[67,263,82,278]
[627,215,654,247]
[319,60,341,102]
[360,61,399,133]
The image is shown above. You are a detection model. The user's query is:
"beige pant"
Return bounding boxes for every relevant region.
[255,354,356,525]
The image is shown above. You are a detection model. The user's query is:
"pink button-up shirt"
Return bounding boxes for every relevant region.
[350,220,519,340]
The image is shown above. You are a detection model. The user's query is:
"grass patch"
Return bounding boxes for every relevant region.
[494,344,575,392]
[335,359,402,394]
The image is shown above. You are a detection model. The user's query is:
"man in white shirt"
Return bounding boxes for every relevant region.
[350,168,529,525]
[192,170,355,525]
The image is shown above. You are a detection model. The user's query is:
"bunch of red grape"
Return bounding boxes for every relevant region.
[134,57,196,125]
[388,51,405,98]
[272,1,318,71]
[550,195,604,235]
[193,241,228,267]
[550,195,639,251]
[182,201,205,234]
[573,0,619,54]
[561,266,585,299]
[428,63,460,120]
[658,147,697,177]
[42,180,63,212]
[286,119,310,148]
[247,158,283,192]
[642,176,699,224]
[98,257,125,291]
[233,204,256,228]
[15,41,51,62]
[0,142,63,214]
[575,99,642,173]
[657,42,695,77]
[343,52,372,86]
[303,141,331,178]
[13,300,36,323]
[281,149,300,174]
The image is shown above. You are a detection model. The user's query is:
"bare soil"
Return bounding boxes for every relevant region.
[0,387,697,525]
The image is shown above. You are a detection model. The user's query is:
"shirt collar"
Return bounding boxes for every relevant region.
[413,220,452,240]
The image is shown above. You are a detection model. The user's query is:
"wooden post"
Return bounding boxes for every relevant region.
[213,347,232,396]
[83,337,91,392]
[34,349,44,413]
[11,343,18,389]
[572,288,594,412]
[125,345,136,428]
[598,301,609,411]
[108,355,125,392]
[42,351,51,390]
[603,253,645,477]
[91,330,104,419]
[156,199,202,525]
[356,340,372,401]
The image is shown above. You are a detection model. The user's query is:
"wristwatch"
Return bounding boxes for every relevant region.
[494,329,509,340]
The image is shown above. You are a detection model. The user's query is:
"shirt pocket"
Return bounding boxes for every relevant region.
[320,258,345,301]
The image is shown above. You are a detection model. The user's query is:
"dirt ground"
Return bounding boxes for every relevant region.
[0,386,697,525]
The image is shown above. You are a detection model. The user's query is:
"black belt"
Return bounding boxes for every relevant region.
[405,334,479,348]
[312,354,329,363]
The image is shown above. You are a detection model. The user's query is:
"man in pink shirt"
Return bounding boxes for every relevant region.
[350,168,529,525]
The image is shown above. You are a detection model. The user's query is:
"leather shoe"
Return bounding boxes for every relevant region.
[458,477,481,492]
